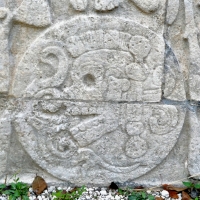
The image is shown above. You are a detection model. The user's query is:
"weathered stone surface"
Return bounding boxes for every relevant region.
[164,43,186,101]
[94,0,121,11]
[0,7,12,94]
[184,0,200,101]
[11,16,164,102]
[166,0,179,25]
[0,98,11,177]
[13,100,186,184]
[1,0,200,186]
[129,0,160,13]
[13,0,51,27]
[188,107,200,177]
[70,0,88,11]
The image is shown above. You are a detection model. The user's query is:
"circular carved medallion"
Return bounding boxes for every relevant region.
[12,16,185,184]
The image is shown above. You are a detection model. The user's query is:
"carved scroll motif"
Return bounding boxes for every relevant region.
[25,45,69,97]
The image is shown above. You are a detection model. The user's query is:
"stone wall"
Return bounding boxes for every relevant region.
[0,0,199,186]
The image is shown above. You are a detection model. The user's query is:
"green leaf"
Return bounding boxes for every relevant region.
[3,189,14,195]
[128,195,137,200]
[194,183,200,189]
[142,191,146,198]
[14,190,20,197]
[148,195,155,200]
[183,181,193,188]
[0,184,6,189]
[23,195,30,200]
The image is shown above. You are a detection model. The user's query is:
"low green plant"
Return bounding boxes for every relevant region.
[0,174,29,200]
[183,181,200,200]
[0,183,6,194]
[52,186,86,200]
[118,188,155,200]
[183,181,200,189]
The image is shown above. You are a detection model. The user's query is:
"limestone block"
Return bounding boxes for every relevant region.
[0,99,11,177]
[129,0,160,13]
[11,16,165,103]
[94,0,122,11]
[166,0,179,25]
[0,7,12,93]
[188,107,200,177]
[183,0,200,101]
[0,120,11,176]
[14,100,186,185]
[1,0,193,186]
[70,0,88,11]
[13,0,51,27]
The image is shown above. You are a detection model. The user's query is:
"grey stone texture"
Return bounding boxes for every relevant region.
[0,0,199,186]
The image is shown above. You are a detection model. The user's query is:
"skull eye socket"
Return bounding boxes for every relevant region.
[83,73,96,87]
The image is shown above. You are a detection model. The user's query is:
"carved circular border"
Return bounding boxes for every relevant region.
[12,16,185,184]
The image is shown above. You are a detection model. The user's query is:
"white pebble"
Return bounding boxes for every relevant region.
[100,190,107,196]
[37,195,42,200]
[88,188,94,192]
[106,194,114,200]
[44,189,48,194]
[161,190,169,198]
[57,187,62,191]
[177,193,182,200]
[115,195,121,200]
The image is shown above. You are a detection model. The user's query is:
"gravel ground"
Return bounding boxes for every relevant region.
[0,186,183,200]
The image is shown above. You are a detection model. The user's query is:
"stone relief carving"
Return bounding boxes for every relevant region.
[129,0,160,13]
[11,17,164,102]
[14,99,185,184]
[10,15,187,184]
[166,0,179,25]
[0,0,197,185]
[13,0,51,27]
[69,0,160,13]
[184,0,200,101]
[70,0,88,11]
[94,0,122,11]
[0,0,51,94]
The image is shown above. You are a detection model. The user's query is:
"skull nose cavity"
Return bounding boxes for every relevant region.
[83,73,96,87]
